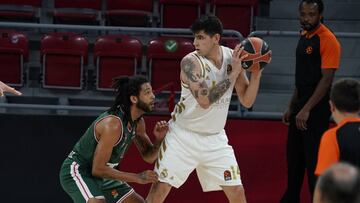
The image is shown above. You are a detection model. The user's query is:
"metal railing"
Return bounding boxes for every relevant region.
[1,23,359,119]
[0,22,243,116]
[249,30,360,38]
[0,22,243,39]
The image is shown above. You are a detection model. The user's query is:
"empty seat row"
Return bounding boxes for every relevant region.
[0,29,28,86]
[52,0,153,27]
[0,30,241,92]
[0,30,206,91]
[0,0,41,22]
[0,0,257,36]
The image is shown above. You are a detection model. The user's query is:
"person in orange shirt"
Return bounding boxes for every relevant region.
[0,81,22,96]
[315,78,360,176]
[314,162,360,203]
[281,0,341,202]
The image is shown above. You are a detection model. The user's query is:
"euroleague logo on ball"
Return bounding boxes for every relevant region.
[239,37,272,72]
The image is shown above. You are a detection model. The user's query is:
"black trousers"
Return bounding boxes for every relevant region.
[280,114,330,203]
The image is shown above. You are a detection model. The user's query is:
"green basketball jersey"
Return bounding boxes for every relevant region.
[69,110,136,170]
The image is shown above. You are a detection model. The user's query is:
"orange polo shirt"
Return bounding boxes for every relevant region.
[315,117,360,175]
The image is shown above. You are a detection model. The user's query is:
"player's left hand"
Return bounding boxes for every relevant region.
[231,44,247,75]
[153,120,169,140]
[296,109,309,130]
[0,81,22,97]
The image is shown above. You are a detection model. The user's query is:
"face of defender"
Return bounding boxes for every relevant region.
[136,82,155,113]
[193,30,220,56]
[299,2,322,32]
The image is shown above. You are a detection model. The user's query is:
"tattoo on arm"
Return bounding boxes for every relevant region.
[181,57,199,82]
[193,90,199,98]
[134,135,151,154]
[199,81,207,88]
[208,79,231,103]
[201,89,208,96]
[198,81,209,97]
[182,56,230,104]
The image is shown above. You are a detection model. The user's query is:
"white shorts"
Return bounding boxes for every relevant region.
[154,121,242,192]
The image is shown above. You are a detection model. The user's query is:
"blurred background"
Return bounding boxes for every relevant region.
[0,0,359,202]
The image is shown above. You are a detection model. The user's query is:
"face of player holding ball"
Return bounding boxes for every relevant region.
[193,30,220,57]
[299,2,323,32]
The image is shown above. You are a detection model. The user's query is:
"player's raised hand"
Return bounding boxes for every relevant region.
[137,170,159,184]
[153,120,169,140]
[231,44,247,74]
[0,81,22,97]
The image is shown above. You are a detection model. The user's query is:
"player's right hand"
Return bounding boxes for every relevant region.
[153,120,169,141]
[137,170,158,184]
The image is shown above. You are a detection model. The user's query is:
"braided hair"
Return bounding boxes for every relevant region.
[108,75,149,123]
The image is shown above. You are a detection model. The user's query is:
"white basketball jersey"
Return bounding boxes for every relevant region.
[171,46,235,134]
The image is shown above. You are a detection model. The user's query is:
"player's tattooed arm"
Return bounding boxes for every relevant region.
[181,55,232,108]
[133,134,151,155]
[181,56,201,83]
[181,56,207,100]
[208,79,231,103]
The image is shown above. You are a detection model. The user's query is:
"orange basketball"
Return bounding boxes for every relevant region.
[240,37,272,72]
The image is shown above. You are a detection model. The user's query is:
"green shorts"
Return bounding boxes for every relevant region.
[60,158,134,203]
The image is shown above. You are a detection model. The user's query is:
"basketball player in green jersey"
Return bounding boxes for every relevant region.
[60,75,168,203]
[0,80,22,96]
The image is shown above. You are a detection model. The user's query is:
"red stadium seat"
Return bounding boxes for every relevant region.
[0,29,28,86]
[160,0,205,28]
[53,0,102,25]
[94,34,142,90]
[0,0,42,22]
[147,36,194,91]
[211,0,257,36]
[40,32,88,89]
[105,0,153,27]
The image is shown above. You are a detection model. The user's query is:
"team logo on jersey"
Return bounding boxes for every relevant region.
[160,168,168,179]
[111,189,119,198]
[224,170,232,181]
[305,46,313,54]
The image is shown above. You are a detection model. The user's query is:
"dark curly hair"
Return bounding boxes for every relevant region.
[190,15,223,37]
[108,75,149,122]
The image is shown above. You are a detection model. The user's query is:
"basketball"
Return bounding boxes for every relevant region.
[240,37,272,72]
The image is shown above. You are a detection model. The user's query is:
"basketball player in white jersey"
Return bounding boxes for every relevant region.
[146,15,263,203]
